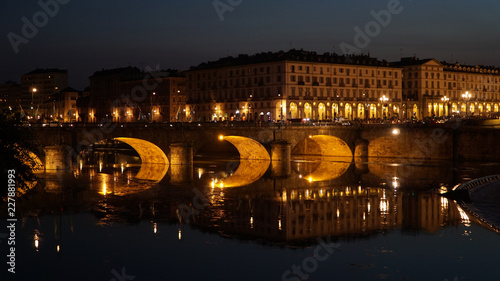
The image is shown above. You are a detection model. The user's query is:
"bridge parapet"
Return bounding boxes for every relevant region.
[30,123,500,166]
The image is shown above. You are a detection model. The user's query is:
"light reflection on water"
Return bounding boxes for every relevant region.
[8,157,500,280]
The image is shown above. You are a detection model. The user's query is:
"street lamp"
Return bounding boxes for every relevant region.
[31,88,37,120]
[380,95,389,119]
[462,91,471,117]
[334,91,339,119]
[150,92,156,122]
[441,96,449,117]
[363,92,369,120]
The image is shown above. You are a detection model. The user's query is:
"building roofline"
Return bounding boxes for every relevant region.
[24,68,68,75]
[188,49,396,71]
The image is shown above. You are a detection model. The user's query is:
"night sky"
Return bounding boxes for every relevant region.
[2,0,500,89]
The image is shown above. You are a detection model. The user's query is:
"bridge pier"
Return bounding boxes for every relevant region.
[270,141,291,177]
[44,145,72,172]
[354,139,369,160]
[169,143,193,184]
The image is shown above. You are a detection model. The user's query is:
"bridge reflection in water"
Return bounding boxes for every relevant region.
[28,149,494,247]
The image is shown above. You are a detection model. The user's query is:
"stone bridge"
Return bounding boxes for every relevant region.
[30,122,500,175]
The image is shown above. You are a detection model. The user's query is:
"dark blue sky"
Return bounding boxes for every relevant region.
[2,0,500,89]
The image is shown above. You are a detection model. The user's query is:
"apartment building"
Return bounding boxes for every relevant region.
[394,57,500,118]
[20,68,68,121]
[185,50,403,122]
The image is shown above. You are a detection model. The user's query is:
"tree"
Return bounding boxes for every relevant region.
[1,110,43,197]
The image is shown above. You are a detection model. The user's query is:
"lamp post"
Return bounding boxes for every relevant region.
[334,91,339,120]
[379,95,389,120]
[363,92,368,120]
[150,92,155,122]
[31,87,37,121]
[441,96,449,117]
[462,91,471,118]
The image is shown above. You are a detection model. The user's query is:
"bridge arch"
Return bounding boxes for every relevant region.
[113,137,169,182]
[114,137,169,164]
[219,135,271,160]
[292,135,353,160]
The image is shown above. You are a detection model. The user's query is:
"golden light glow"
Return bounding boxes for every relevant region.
[218,159,269,187]
[307,135,353,159]
[441,197,449,213]
[221,136,270,160]
[392,128,400,135]
[379,199,388,213]
[102,182,108,195]
[392,177,399,189]
[219,135,224,140]
[34,233,40,251]
[303,157,350,182]
[135,163,169,182]
[114,137,169,165]
[178,229,182,240]
[457,205,471,227]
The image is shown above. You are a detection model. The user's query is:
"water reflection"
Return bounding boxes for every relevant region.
[294,156,350,182]
[9,153,500,281]
[15,152,500,249]
[135,163,169,182]
[219,159,270,187]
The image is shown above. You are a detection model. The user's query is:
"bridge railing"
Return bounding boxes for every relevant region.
[28,121,357,129]
[29,120,467,130]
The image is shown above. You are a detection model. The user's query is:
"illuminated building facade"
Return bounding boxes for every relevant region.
[395,57,500,119]
[185,50,403,122]
[118,75,186,123]
[42,87,79,122]
[83,67,186,123]
[20,68,68,121]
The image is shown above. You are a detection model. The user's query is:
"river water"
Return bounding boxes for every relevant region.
[3,154,500,281]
